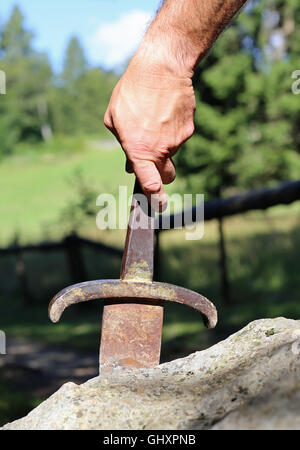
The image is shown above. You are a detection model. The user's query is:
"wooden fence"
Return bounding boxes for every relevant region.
[1,178,300,306]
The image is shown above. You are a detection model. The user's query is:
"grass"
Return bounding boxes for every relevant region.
[0,133,299,245]
[1,135,300,425]
[160,213,300,305]
[1,209,300,355]
[0,372,41,427]
[0,135,299,325]
[0,135,132,245]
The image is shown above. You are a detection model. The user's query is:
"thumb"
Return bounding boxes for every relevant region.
[132,159,168,212]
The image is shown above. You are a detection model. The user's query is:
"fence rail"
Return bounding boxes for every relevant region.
[0,234,123,306]
[0,235,123,257]
[1,178,299,306]
[157,179,300,229]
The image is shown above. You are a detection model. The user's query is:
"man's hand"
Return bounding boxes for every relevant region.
[104,42,195,210]
[104,0,248,209]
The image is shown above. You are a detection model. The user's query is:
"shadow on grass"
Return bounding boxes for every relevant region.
[1,222,300,350]
[0,365,43,426]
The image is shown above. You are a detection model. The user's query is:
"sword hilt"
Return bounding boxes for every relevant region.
[48,178,218,371]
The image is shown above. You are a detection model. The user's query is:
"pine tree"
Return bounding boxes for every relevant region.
[51,35,117,135]
[175,0,300,303]
[0,6,52,154]
[62,36,87,88]
[0,5,33,60]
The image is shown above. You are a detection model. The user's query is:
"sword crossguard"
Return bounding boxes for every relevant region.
[49,279,217,329]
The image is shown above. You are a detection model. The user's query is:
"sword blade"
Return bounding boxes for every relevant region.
[99,180,163,371]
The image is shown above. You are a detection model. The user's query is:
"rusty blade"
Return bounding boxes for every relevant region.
[99,180,164,371]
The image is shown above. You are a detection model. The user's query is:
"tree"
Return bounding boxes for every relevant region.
[0,5,33,60]
[0,6,53,155]
[175,0,300,304]
[61,36,87,88]
[75,67,118,133]
[0,10,118,150]
[51,36,117,135]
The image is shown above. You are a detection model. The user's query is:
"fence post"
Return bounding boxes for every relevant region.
[218,216,231,305]
[64,233,86,284]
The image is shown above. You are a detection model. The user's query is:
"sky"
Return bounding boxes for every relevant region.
[0,0,161,71]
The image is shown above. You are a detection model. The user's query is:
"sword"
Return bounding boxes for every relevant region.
[49,179,217,372]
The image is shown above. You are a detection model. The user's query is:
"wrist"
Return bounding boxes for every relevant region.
[135,23,199,80]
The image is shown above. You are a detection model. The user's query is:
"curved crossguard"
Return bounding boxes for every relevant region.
[49,179,217,372]
[49,279,217,328]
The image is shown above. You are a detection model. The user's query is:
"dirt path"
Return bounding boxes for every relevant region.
[0,336,98,397]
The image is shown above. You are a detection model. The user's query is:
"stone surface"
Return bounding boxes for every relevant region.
[2,317,300,430]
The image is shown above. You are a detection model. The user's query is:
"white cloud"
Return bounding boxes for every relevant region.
[88,10,152,69]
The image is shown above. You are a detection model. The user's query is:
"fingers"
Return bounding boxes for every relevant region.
[105,107,173,212]
[126,157,176,185]
[126,155,176,211]
[132,159,167,212]
[156,157,176,185]
[125,158,134,174]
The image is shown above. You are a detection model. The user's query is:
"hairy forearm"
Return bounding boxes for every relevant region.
[139,0,248,77]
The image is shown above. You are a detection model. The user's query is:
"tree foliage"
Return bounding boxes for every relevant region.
[0,6,52,155]
[0,1,299,197]
[0,6,118,156]
[176,0,300,199]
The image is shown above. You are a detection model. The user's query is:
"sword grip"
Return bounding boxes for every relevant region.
[120,178,154,281]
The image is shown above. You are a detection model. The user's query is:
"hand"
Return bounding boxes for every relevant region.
[104,40,196,211]
[104,0,248,210]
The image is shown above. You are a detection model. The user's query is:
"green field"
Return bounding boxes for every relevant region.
[1,137,300,426]
[0,135,300,311]
[0,137,134,245]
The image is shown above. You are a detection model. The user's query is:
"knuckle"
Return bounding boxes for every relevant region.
[125,140,152,159]
[182,123,195,142]
[104,112,112,130]
[156,145,170,159]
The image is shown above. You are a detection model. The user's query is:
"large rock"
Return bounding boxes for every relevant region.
[2,317,300,430]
